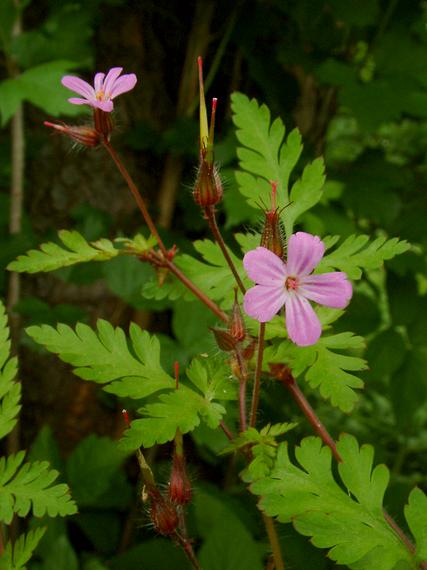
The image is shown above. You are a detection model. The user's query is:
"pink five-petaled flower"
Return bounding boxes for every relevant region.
[61,67,137,112]
[243,232,352,347]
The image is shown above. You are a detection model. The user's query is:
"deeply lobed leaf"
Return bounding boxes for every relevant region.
[250,434,423,569]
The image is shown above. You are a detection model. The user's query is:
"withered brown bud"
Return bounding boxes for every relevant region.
[44,122,100,147]
[210,327,236,352]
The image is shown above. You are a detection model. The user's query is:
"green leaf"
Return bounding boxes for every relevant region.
[221,423,297,480]
[405,487,427,562]
[266,332,366,412]
[317,234,411,280]
[41,534,78,570]
[8,230,118,273]
[120,357,234,450]
[198,513,264,570]
[66,435,128,507]
[0,451,77,524]
[250,435,419,569]
[0,301,21,439]
[0,528,46,570]
[0,61,83,126]
[232,92,326,237]
[25,320,173,399]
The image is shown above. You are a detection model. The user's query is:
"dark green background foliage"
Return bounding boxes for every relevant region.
[1,0,427,568]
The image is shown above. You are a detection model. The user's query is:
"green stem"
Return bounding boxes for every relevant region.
[249,323,266,427]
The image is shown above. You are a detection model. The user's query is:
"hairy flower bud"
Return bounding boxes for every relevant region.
[169,453,192,505]
[149,489,178,536]
[193,159,223,207]
[260,181,285,258]
[44,121,100,147]
[229,290,245,342]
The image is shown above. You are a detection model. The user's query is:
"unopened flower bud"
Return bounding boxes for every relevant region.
[44,121,100,147]
[210,327,236,351]
[169,453,192,505]
[260,181,285,258]
[229,290,245,342]
[149,489,178,536]
[193,160,223,207]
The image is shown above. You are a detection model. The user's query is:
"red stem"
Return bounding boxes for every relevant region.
[234,346,248,432]
[205,206,246,295]
[103,140,229,324]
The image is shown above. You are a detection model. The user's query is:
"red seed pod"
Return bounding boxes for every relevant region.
[149,489,179,536]
[169,453,192,505]
[44,121,100,147]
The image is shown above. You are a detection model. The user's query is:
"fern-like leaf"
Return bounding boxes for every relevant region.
[0,302,20,439]
[317,234,410,279]
[231,92,325,237]
[26,321,173,399]
[0,451,77,524]
[120,357,236,450]
[7,230,118,273]
[0,528,46,570]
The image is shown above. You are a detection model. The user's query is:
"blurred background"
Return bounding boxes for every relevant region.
[1,0,427,567]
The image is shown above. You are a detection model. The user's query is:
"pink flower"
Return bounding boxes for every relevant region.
[61,67,137,112]
[243,232,352,346]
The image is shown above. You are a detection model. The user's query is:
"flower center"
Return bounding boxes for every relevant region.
[96,90,105,101]
[285,276,298,292]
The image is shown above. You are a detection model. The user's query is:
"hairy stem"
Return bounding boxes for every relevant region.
[205,206,246,294]
[249,323,266,427]
[104,141,228,324]
[263,514,285,570]
[163,258,228,323]
[234,346,248,432]
[103,140,168,257]
[174,531,202,570]
[219,420,234,441]
[280,372,341,463]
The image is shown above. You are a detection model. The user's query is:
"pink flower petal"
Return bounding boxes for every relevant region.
[285,294,321,346]
[286,232,325,276]
[94,72,105,93]
[62,76,95,100]
[244,285,287,322]
[103,67,123,96]
[300,272,352,308]
[68,97,91,106]
[243,247,286,286]
[94,100,114,112]
[109,74,137,98]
